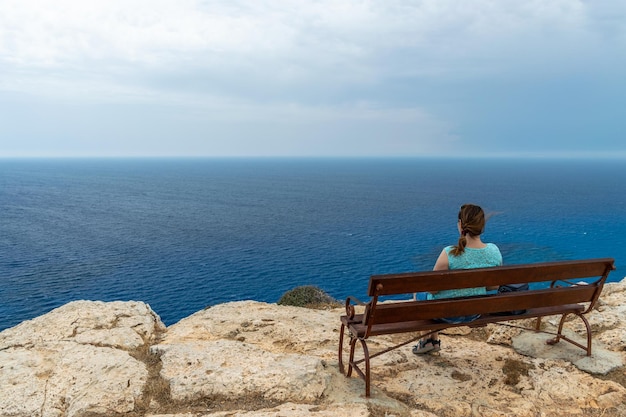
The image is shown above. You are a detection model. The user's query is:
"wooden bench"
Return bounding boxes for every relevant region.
[338,258,615,397]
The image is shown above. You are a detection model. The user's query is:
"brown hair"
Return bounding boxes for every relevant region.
[449,204,486,256]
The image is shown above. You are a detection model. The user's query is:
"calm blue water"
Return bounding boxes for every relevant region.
[1,158,624,331]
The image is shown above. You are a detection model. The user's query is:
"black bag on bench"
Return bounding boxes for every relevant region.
[497,283,529,315]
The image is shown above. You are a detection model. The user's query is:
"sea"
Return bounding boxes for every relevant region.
[1,157,625,332]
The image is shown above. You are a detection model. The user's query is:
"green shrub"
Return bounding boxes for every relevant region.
[277,285,340,309]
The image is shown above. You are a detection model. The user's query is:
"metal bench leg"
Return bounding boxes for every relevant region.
[347,336,358,377]
[346,338,372,397]
[547,312,568,347]
[338,323,346,374]
[355,339,370,397]
[546,312,593,356]
[580,313,593,356]
[343,337,373,397]
[359,338,371,397]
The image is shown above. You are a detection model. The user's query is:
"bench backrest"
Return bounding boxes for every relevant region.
[368,258,615,296]
[363,258,615,326]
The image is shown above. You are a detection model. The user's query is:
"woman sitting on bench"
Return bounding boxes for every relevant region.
[413,203,503,354]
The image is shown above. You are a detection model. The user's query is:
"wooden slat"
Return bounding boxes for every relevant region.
[367,286,596,325]
[367,258,614,296]
[353,304,585,337]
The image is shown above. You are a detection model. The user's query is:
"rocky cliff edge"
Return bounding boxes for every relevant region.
[1,279,625,417]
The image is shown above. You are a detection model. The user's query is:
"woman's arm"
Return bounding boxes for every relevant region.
[433,249,449,271]
[430,249,449,294]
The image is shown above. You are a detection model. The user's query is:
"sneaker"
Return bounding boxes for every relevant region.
[412,338,441,354]
[431,339,441,352]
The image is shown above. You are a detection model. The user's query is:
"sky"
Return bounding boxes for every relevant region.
[0,0,625,158]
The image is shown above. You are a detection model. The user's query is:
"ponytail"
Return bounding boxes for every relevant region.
[450,234,467,256]
[449,204,485,257]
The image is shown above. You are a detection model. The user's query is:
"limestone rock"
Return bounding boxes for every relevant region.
[145,402,371,416]
[160,301,339,360]
[153,339,330,402]
[0,300,165,350]
[0,300,163,417]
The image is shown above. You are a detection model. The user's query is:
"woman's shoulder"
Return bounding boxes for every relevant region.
[484,243,500,250]
[443,245,456,254]
[484,243,503,264]
[482,243,502,254]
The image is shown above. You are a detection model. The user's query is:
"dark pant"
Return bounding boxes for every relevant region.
[435,314,480,324]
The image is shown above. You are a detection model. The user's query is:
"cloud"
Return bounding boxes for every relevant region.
[5,1,622,87]
[0,0,625,157]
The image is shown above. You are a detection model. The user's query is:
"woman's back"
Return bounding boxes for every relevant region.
[446,243,502,270]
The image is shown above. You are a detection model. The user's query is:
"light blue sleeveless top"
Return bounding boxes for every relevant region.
[430,243,502,300]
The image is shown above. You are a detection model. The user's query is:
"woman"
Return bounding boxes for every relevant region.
[413,203,502,354]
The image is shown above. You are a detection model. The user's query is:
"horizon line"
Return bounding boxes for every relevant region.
[2,153,626,160]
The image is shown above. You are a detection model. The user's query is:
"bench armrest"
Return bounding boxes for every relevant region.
[344,295,368,320]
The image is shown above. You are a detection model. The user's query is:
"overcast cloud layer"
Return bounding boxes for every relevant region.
[1,0,624,157]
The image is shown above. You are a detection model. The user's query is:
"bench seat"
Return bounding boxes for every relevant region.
[341,303,585,338]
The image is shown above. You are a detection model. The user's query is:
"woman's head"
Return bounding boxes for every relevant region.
[458,204,485,237]
[451,204,486,256]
